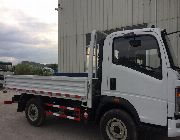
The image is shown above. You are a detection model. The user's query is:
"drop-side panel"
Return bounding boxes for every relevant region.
[5,75,88,101]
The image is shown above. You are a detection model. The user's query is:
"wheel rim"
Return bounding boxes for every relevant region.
[106,118,127,140]
[28,104,39,121]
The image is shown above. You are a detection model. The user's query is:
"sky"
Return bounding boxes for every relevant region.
[0,0,58,64]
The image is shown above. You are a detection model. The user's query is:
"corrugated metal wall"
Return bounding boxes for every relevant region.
[58,0,180,73]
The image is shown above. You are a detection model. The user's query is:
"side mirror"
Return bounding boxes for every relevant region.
[129,40,141,48]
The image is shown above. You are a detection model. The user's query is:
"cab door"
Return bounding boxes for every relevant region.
[101,31,168,126]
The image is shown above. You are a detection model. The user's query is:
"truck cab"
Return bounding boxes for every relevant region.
[95,28,180,138]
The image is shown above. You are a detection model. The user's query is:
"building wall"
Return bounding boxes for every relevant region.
[58,0,180,73]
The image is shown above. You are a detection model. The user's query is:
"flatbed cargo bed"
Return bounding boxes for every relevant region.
[5,75,88,102]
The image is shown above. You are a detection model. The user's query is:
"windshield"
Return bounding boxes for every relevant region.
[161,32,179,68]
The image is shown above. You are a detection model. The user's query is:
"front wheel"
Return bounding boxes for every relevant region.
[100,109,137,140]
[25,98,46,127]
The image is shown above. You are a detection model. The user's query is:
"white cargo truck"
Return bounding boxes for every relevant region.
[3,28,180,140]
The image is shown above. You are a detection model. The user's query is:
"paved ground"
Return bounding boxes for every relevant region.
[0,91,180,140]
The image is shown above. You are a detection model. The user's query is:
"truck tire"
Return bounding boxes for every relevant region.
[25,98,46,127]
[100,109,137,140]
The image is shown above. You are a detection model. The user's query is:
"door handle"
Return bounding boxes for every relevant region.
[110,78,116,90]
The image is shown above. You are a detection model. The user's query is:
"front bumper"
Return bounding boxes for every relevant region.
[168,119,180,137]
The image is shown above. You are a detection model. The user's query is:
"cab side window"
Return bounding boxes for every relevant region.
[112,35,162,80]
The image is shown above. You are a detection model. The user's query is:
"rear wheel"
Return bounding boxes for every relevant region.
[100,109,137,140]
[25,98,46,127]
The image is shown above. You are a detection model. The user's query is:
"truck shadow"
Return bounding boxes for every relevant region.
[44,117,180,140]
[44,116,102,140]
[139,134,180,140]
